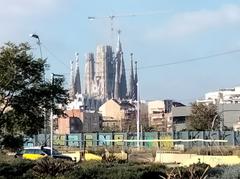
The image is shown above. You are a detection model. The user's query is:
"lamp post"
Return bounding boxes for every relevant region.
[30,33,48,145]
[211,109,240,131]
[29,34,43,63]
[50,73,64,157]
[136,82,140,149]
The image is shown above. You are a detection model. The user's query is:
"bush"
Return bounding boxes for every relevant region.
[0,159,34,178]
[141,164,167,178]
[165,163,211,179]
[67,161,167,179]
[218,165,240,179]
[67,161,105,179]
[1,156,239,179]
[1,134,23,151]
[32,157,74,177]
[207,165,226,178]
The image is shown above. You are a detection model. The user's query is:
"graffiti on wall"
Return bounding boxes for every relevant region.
[28,131,240,149]
[114,134,124,146]
[127,133,137,147]
[68,134,81,147]
[160,135,173,150]
[84,134,93,147]
[53,135,65,146]
[99,134,112,146]
[144,132,158,148]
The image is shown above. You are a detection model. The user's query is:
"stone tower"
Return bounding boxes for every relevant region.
[84,53,95,96]
[94,45,114,100]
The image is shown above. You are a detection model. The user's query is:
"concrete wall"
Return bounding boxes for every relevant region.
[154,152,240,167]
[26,131,240,150]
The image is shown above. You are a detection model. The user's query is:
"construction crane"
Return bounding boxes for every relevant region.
[88,10,171,45]
[88,14,136,32]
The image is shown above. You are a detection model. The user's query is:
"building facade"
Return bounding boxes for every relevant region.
[93,45,115,100]
[55,109,100,134]
[84,31,136,102]
[172,103,240,131]
[197,86,240,104]
[84,53,95,97]
[99,99,136,132]
[148,100,167,131]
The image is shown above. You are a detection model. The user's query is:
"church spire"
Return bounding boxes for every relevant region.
[116,30,122,53]
[73,52,81,96]
[69,59,74,100]
[128,53,135,100]
[113,58,120,100]
[133,61,138,101]
[119,52,127,99]
[113,29,127,100]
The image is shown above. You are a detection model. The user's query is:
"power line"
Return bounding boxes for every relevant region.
[33,43,240,78]
[77,47,240,78]
[138,48,240,70]
[41,44,69,69]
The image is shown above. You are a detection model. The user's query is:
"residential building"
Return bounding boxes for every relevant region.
[147,100,185,132]
[99,99,136,131]
[172,103,240,131]
[139,101,149,129]
[55,109,100,134]
[197,86,240,104]
[172,106,191,131]
[148,100,167,131]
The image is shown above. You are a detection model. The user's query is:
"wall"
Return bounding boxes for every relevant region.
[25,131,240,150]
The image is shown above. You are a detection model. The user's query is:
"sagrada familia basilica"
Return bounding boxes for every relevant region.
[68,31,138,110]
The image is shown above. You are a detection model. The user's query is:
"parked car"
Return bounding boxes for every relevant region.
[15,146,73,161]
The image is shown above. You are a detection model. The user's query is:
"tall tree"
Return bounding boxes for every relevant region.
[187,102,219,131]
[0,42,68,136]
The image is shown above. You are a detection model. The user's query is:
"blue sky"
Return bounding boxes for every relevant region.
[1,0,240,104]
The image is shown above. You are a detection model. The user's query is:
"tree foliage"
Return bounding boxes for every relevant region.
[0,42,68,136]
[187,102,219,131]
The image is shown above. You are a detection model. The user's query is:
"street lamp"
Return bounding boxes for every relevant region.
[50,73,64,157]
[29,34,43,60]
[211,109,240,131]
[29,33,47,145]
[136,82,140,149]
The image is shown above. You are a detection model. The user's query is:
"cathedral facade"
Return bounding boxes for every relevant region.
[69,31,138,111]
[84,31,137,102]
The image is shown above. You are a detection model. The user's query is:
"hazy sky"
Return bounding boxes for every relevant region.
[1,0,240,104]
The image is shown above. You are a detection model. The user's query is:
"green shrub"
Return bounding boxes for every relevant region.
[140,164,167,179]
[67,162,167,179]
[32,157,74,177]
[218,165,240,179]
[67,162,105,179]
[0,159,34,178]
[207,165,226,179]
[1,134,24,151]
[165,163,211,179]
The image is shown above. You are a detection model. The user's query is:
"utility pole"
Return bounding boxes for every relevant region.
[136,78,140,149]
[50,73,64,157]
